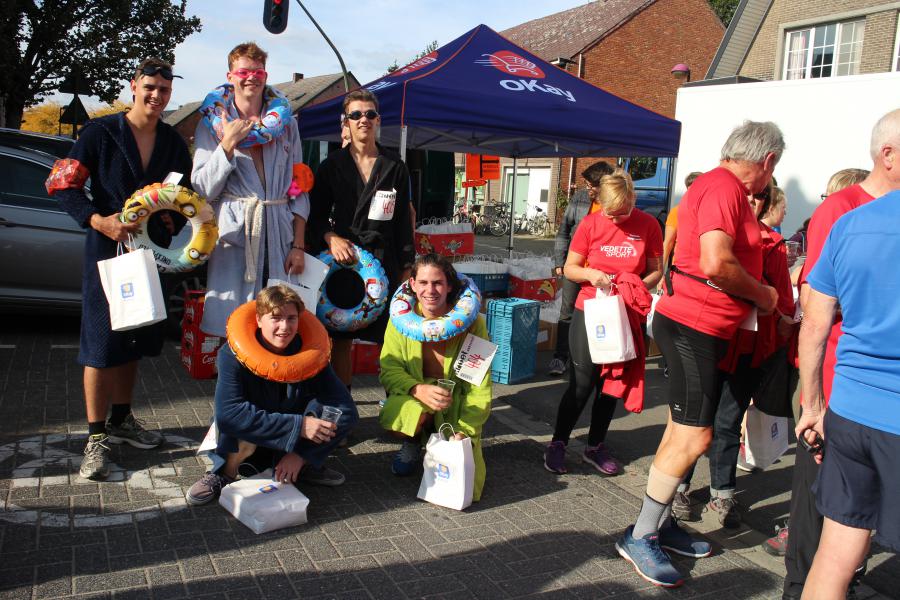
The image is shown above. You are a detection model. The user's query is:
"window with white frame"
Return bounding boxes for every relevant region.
[783,19,865,80]
[893,14,900,71]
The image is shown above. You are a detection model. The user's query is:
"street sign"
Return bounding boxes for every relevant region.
[461,179,487,188]
[59,96,89,125]
[465,154,500,181]
[59,68,92,96]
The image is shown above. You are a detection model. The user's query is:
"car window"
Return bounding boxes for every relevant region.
[0,153,57,210]
[628,157,658,183]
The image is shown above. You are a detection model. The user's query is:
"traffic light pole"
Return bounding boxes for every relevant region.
[294,0,351,93]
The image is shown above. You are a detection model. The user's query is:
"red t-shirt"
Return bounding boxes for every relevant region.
[569,208,663,311]
[656,167,763,339]
[797,183,874,403]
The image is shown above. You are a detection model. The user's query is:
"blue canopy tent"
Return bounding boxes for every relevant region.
[299,24,681,250]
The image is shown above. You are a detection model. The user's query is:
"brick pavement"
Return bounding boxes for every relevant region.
[0,318,886,599]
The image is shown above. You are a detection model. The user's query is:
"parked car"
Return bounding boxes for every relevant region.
[0,128,204,337]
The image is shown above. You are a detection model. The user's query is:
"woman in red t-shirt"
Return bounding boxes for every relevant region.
[544,171,663,475]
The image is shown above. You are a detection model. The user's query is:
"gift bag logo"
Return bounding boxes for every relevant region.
[258,484,279,494]
[120,282,135,299]
[435,463,450,479]
[595,324,606,340]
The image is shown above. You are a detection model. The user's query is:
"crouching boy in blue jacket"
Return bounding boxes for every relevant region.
[187,285,357,505]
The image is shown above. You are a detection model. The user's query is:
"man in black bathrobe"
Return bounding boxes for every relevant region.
[51,58,193,480]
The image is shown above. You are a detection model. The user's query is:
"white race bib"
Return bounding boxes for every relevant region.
[368,189,397,221]
[453,333,498,386]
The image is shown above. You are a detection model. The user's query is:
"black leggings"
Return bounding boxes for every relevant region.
[552,309,618,446]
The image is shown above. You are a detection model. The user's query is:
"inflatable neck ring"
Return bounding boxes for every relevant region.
[122,183,218,273]
[389,274,482,342]
[226,301,331,383]
[199,84,291,148]
[316,246,389,332]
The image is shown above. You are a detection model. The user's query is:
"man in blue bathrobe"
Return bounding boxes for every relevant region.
[52,58,193,481]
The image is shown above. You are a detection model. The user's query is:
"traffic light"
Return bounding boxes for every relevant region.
[263,0,289,34]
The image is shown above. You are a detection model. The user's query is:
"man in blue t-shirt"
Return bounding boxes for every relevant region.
[798,188,900,599]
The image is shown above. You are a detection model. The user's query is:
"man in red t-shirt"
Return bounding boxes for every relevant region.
[616,121,784,588]
[782,108,900,600]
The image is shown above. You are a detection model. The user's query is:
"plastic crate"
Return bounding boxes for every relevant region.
[465,272,509,296]
[486,298,540,346]
[491,341,536,384]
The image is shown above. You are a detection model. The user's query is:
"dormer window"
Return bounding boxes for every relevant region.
[783,19,865,80]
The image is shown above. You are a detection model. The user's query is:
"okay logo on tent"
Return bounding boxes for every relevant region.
[476,51,545,78]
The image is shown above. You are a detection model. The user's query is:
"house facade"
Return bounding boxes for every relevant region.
[464,0,723,225]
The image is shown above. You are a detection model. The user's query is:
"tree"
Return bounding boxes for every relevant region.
[708,0,740,26]
[0,1,201,129]
[21,99,133,135]
[385,40,439,75]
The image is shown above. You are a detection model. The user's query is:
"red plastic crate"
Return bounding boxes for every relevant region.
[352,341,381,374]
[509,276,557,301]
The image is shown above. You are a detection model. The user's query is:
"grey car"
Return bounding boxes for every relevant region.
[0,128,204,335]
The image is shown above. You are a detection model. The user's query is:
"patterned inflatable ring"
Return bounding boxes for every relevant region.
[121,183,218,273]
[199,84,291,148]
[389,274,482,342]
[226,301,331,383]
[315,246,389,332]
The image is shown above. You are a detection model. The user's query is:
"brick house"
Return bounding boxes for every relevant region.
[164,72,359,146]
[463,0,723,225]
[707,0,900,81]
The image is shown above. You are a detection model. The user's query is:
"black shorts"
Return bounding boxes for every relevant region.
[813,409,900,552]
[652,312,728,427]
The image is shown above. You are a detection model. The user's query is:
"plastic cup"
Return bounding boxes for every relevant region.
[320,406,342,424]
[437,379,456,394]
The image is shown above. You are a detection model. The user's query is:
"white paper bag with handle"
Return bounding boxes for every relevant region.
[219,469,310,534]
[741,404,789,471]
[417,424,475,511]
[97,246,167,331]
[268,252,329,312]
[583,288,636,364]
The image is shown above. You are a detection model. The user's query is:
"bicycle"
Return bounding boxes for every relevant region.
[488,202,511,237]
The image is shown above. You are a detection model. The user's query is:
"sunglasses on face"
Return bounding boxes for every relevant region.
[345,109,379,121]
[230,68,268,79]
[140,65,181,80]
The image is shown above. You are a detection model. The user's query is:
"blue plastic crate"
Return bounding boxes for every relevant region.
[464,272,509,296]
[491,341,536,384]
[486,298,540,346]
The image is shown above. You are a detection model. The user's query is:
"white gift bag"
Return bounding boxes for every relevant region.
[583,288,636,364]
[97,247,166,331]
[741,405,789,470]
[646,291,662,340]
[219,469,310,534]
[267,252,329,312]
[417,424,475,511]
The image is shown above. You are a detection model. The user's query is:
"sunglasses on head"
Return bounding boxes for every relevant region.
[345,109,379,121]
[230,68,268,79]
[140,65,181,80]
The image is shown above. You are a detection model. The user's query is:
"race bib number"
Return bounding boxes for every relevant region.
[453,333,498,386]
[368,189,397,221]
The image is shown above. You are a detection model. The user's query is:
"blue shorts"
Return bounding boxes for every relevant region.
[813,408,900,552]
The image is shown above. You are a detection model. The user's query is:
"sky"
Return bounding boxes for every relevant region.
[76,0,590,110]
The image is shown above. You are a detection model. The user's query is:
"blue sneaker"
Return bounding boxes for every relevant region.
[391,440,421,476]
[659,520,712,558]
[616,525,684,588]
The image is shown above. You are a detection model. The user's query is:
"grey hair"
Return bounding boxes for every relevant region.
[869,108,900,161]
[720,121,785,165]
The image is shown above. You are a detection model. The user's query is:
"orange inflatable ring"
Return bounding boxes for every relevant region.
[226,301,331,383]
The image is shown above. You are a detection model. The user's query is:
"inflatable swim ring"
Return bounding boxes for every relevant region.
[316,246,389,332]
[226,301,331,383]
[121,183,218,273]
[389,274,482,342]
[199,84,291,148]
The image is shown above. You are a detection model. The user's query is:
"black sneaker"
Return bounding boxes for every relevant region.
[186,472,235,506]
[706,497,741,529]
[300,465,346,487]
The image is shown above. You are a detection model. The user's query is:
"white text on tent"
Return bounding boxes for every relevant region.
[498,80,576,102]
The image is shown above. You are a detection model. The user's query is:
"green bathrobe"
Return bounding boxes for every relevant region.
[379,315,492,501]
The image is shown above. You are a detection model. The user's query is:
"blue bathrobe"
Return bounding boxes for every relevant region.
[57,113,192,367]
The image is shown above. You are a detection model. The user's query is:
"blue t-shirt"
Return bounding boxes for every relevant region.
[808,190,900,435]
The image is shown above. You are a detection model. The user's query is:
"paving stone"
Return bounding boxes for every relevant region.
[73,569,146,594]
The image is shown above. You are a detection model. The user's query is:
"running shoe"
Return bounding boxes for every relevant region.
[659,520,712,558]
[300,465,346,487]
[762,523,789,557]
[582,442,620,475]
[671,490,695,521]
[548,357,566,376]
[391,440,421,476]
[186,472,235,506]
[79,434,111,480]
[616,525,684,588]
[106,414,164,449]
[543,440,567,474]
[706,497,741,529]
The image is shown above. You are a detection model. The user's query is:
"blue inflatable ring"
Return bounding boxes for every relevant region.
[389,274,482,342]
[199,84,291,148]
[316,246,389,332]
